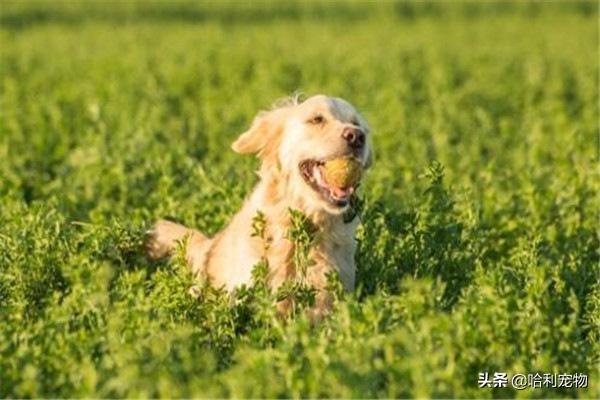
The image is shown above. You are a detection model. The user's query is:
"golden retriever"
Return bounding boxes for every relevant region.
[147,94,373,318]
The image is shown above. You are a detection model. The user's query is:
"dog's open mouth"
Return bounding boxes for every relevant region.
[299,159,359,207]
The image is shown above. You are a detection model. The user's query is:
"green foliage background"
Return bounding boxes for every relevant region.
[0,1,598,398]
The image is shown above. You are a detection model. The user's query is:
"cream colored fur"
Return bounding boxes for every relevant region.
[147,95,373,318]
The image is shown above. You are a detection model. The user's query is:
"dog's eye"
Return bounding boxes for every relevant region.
[308,114,326,125]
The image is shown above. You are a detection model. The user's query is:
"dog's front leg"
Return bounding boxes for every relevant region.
[304,261,338,322]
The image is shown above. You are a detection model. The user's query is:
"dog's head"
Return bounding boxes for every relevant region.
[232,95,373,215]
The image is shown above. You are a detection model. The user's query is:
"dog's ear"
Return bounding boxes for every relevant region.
[232,109,284,156]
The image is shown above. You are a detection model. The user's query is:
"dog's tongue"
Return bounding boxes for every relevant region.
[330,185,354,200]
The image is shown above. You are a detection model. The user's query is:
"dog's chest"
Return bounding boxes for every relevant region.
[263,214,358,290]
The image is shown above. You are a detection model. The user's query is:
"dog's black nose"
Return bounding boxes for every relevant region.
[342,127,366,149]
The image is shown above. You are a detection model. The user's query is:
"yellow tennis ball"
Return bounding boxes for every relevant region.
[322,156,362,188]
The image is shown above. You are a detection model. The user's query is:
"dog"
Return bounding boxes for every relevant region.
[147,94,373,318]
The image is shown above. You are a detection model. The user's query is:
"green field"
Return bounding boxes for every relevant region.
[0,1,598,398]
